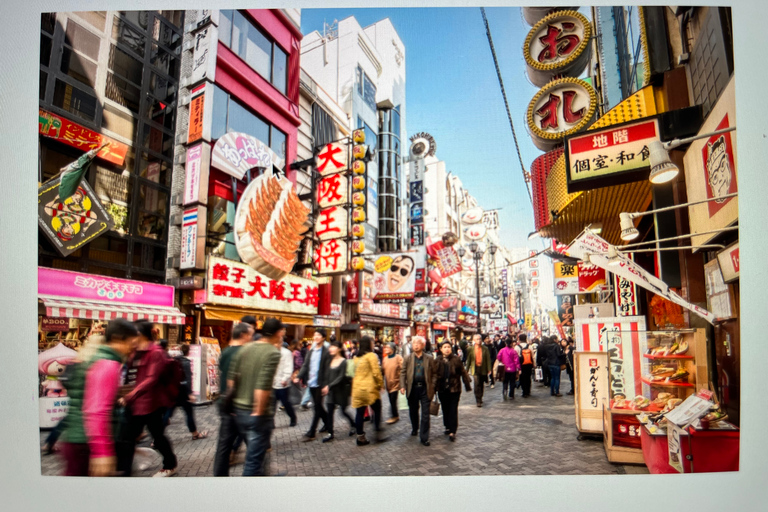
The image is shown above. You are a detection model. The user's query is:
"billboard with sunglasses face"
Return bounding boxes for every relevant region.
[372,251,426,302]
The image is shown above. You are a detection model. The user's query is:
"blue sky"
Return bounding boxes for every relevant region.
[301,7,551,251]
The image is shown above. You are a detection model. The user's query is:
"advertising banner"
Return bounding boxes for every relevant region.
[557,295,575,327]
[187,82,207,144]
[426,240,462,278]
[211,132,276,179]
[683,77,737,248]
[614,258,639,316]
[346,272,360,304]
[567,230,716,323]
[183,143,210,205]
[578,262,607,292]
[206,256,318,315]
[554,260,579,294]
[574,316,646,399]
[575,352,609,433]
[180,205,206,270]
[480,294,503,319]
[371,252,425,301]
[412,296,459,323]
[39,109,128,165]
[716,241,739,283]
[38,177,114,257]
[41,317,70,332]
[501,268,509,298]
[548,310,566,339]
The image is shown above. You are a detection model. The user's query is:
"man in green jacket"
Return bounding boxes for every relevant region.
[465,333,492,407]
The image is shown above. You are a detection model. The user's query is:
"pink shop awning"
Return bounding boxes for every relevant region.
[39,296,185,325]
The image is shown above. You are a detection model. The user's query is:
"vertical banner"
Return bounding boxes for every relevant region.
[180,205,207,270]
[614,254,639,316]
[187,83,207,144]
[667,423,685,473]
[190,24,218,85]
[183,142,210,206]
[557,295,575,326]
[575,352,609,433]
[188,343,202,401]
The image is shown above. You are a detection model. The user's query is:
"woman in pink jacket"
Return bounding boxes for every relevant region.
[497,339,522,400]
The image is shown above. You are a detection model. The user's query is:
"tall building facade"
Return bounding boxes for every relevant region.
[301,16,407,253]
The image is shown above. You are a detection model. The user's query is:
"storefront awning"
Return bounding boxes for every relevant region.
[358,314,411,327]
[202,305,314,326]
[40,296,185,325]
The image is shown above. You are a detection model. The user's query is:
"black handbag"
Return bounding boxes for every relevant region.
[429,395,440,416]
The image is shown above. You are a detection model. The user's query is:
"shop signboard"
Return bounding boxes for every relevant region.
[211,132,275,180]
[189,23,218,85]
[526,77,598,152]
[38,267,175,307]
[315,206,348,241]
[487,319,508,333]
[461,206,484,225]
[184,143,210,206]
[38,177,114,257]
[568,230,716,324]
[524,313,533,330]
[557,295,575,327]
[574,352,609,433]
[565,117,660,193]
[529,258,539,268]
[614,262,639,316]
[464,223,487,241]
[187,82,213,144]
[426,240,461,278]
[314,316,342,328]
[482,210,499,231]
[554,261,578,294]
[410,224,424,247]
[206,256,319,315]
[716,241,739,283]
[410,203,423,224]
[317,173,349,209]
[182,315,196,344]
[578,262,607,292]
[180,205,207,270]
[346,272,360,303]
[315,142,349,176]
[314,239,349,275]
[523,10,592,87]
[574,316,646,399]
[371,252,425,302]
[480,294,503,319]
[409,180,424,202]
[683,78,737,248]
[359,300,403,319]
[39,109,128,165]
[41,317,69,332]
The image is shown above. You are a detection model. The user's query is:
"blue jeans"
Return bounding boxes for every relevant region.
[549,365,561,395]
[213,412,238,476]
[300,387,311,406]
[234,410,274,476]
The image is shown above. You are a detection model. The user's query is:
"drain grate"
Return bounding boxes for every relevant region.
[532,418,563,426]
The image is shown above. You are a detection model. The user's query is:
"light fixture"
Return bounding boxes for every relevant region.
[457,246,466,258]
[619,192,737,242]
[648,140,680,184]
[469,241,479,253]
[619,212,639,241]
[489,243,498,256]
[648,126,736,185]
[607,246,621,266]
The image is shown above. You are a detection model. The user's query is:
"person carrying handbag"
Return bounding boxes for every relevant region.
[496,339,522,400]
[432,341,471,442]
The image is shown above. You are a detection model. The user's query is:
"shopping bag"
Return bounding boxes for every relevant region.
[397,390,409,411]
[535,367,543,382]
[429,395,440,416]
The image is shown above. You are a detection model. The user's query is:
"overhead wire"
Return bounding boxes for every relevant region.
[479,7,533,206]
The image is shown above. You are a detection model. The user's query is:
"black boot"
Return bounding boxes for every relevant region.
[356,434,370,446]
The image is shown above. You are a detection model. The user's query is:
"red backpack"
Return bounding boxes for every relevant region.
[160,355,184,403]
[520,345,534,366]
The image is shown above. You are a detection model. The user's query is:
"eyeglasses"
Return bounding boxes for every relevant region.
[390,265,410,277]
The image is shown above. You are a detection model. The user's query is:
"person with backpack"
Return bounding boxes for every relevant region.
[116,320,178,477]
[465,334,492,407]
[517,334,535,398]
[60,319,138,476]
[162,344,207,440]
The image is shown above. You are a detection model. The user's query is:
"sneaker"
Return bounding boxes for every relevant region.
[567,391,575,395]
[385,417,399,425]
[411,430,418,436]
[300,404,310,410]
[491,384,495,389]
[302,433,316,442]
[153,468,177,478]
[356,434,370,446]
[289,420,297,427]
[555,393,563,397]
[319,425,328,433]
[322,434,334,443]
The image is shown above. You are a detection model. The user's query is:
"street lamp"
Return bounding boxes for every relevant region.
[468,242,485,329]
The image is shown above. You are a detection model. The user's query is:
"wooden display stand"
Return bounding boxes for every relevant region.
[603,405,646,464]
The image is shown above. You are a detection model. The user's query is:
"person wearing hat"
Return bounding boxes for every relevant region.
[227,318,284,476]
[381,342,403,424]
[432,340,472,442]
[295,328,332,442]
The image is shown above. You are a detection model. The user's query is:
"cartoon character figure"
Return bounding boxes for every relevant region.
[44,186,97,242]
[706,135,733,203]
[38,343,78,397]
[39,111,62,138]
[387,255,415,292]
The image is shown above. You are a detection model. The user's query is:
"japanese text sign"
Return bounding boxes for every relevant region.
[554,261,579,295]
[614,254,639,316]
[575,352,608,433]
[314,239,349,275]
[315,143,349,176]
[39,109,128,165]
[180,205,206,270]
[716,242,739,283]
[38,266,175,307]
[184,143,210,206]
[577,262,607,292]
[524,10,592,87]
[206,256,318,315]
[566,117,659,193]
[187,83,207,144]
[212,132,276,179]
[190,24,218,85]
[317,173,349,209]
[426,240,461,278]
[315,206,348,241]
[527,78,597,152]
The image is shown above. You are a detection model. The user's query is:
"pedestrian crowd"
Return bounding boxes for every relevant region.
[45,314,576,477]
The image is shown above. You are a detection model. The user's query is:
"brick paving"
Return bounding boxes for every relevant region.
[40,370,648,477]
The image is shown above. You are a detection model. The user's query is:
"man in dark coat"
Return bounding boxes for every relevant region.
[296,329,332,441]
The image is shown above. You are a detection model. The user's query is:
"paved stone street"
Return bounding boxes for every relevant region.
[40,371,648,477]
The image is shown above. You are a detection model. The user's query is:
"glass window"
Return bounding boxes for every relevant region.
[102,201,130,235]
[363,74,377,111]
[105,72,140,114]
[109,44,143,86]
[153,17,180,51]
[65,20,100,60]
[137,184,168,240]
[39,71,47,100]
[94,165,132,235]
[52,79,97,121]
[112,16,145,57]
[132,241,166,271]
[218,10,232,47]
[142,123,174,158]
[61,47,98,87]
[228,98,269,142]
[40,33,52,66]
[147,96,175,130]
[41,13,56,35]
[356,66,363,95]
[139,153,171,186]
[150,44,178,76]
[148,71,175,102]
[270,126,286,159]
[210,84,229,140]
[391,107,401,139]
[75,11,106,32]
[102,104,136,140]
[119,11,151,31]
[231,10,248,57]
[245,23,272,81]
[158,10,183,29]
[272,45,287,94]
[87,236,128,265]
